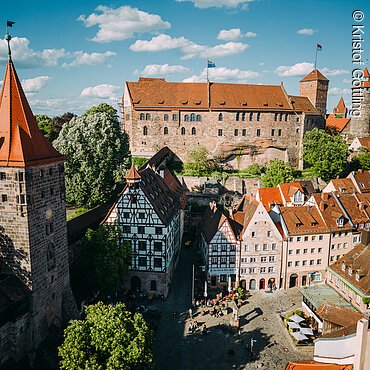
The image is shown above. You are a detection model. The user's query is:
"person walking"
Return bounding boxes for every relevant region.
[189,307,193,319]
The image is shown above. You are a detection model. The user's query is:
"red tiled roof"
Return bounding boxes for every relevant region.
[315,303,365,327]
[334,97,346,115]
[285,361,352,370]
[257,187,283,211]
[279,182,305,202]
[326,117,351,133]
[363,67,370,78]
[126,79,317,113]
[349,170,370,193]
[289,96,317,114]
[326,178,357,194]
[300,69,328,82]
[0,61,64,167]
[125,163,141,180]
[358,137,370,151]
[232,195,258,235]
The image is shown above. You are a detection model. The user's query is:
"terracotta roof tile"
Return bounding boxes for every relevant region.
[363,67,370,78]
[125,163,141,181]
[326,178,357,194]
[326,117,350,133]
[285,361,352,370]
[350,170,370,193]
[0,61,64,167]
[333,97,346,115]
[358,137,370,150]
[257,187,283,211]
[127,79,317,113]
[278,182,305,202]
[300,69,329,82]
[289,95,318,113]
[315,303,365,327]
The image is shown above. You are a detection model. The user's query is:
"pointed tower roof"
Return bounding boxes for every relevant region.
[125,163,141,183]
[0,60,64,167]
[363,67,370,78]
[334,97,346,115]
[300,69,328,82]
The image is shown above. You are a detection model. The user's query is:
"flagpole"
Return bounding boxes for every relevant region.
[206,59,209,82]
[314,44,318,69]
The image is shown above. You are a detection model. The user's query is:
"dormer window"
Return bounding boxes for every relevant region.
[337,217,345,227]
[348,268,353,276]
[356,273,360,281]
[360,182,365,188]
[342,263,346,271]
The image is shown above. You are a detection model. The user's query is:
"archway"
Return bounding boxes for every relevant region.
[259,278,265,290]
[301,275,307,286]
[268,278,276,289]
[289,274,298,288]
[249,279,256,290]
[240,279,246,289]
[131,276,141,293]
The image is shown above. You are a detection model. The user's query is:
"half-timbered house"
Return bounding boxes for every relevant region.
[104,163,182,296]
[200,202,242,290]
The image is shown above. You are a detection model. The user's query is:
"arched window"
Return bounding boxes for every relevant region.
[190,113,196,122]
[236,112,240,121]
[285,114,288,122]
[191,127,196,135]
[181,127,186,135]
[257,113,261,121]
[242,113,246,121]
[146,113,151,120]
[218,113,223,121]
[164,127,168,135]
[164,114,169,122]
[143,126,148,136]
[140,113,145,120]
[249,113,253,121]
[196,115,202,122]
[279,113,283,122]
[184,114,189,122]
[274,113,278,121]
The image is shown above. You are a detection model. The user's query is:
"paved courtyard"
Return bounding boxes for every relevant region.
[153,247,313,370]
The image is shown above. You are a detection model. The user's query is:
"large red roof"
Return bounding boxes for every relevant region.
[300,69,328,82]
[0,61,64,167]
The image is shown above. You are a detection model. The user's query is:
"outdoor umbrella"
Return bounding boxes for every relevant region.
[300,327,314,336]
[287,322,301,329]
[289,314,305,323]
[291,331,308,341]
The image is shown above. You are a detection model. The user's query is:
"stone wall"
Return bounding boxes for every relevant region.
[350,89,370,138]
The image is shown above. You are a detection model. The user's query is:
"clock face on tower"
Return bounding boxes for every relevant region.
[46,208,53,220]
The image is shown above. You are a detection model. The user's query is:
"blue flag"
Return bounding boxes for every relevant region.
[208,60,216,68]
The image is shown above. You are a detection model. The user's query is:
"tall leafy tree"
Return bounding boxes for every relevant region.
[84,103,117,116]
[52,112,77,140]
[76,225,132,297]
[59,302,153,370]
[35,114,54,141]
[351,152,370,170]
[303,128,348,182]
[261,159,297,187]
[54,107,130,207]
[184,146,220,176]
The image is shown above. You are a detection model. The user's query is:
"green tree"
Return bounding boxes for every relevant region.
[303,128,348,182]
[54,110,131,207]
[77,225,131,297]
[35,114,54,141]
[351,152,370,170]
[133,156,149,169]
[84,103,117,116]
[59,302,153,370]
[261,159,297,187]
[52,112,76,140]
[184,146,219,176]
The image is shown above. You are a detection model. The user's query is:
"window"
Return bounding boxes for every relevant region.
[272,243,277,250]
[190,113,196,122]
[181,127,186,135]
[295,261,300,267]
[303,249,308,254]
[296,249,301,254]
[154,242,162,251]
[271,129,275,136]
[145,113,151,120]
[274,113,278,121]
[230,256,235,264]
[261,256,267,263]
[150,280,157,291]
[218,129,223,136]
[297,237,301,242]
[154,258,162,268]
[303,260,307,266]
[285,114,288,122]
[312,236,316,241]
[356,273,360,282]
[123,212,130,219]
[304,236,308,241]
[331,244,335,250]
[164,114,169,121]
[41,190,45,199]
[155,227,162,235]
[263,244,268,251]
[312,272,321,282]
[311,248,315,253]
[236,112,240,121]
[268,267,274,273]
[342,263,346,271]
[244,244,249,251]
[254,244,260,251]
[138,257,146,267]
[191,127,196,135]
[39,169,44,178]
[310,260,314,266]
[288,262,292,267]
[344,243,348,249]
[164,127,168,135]
[220,274,227,282]
[319,235,323,241]
[1,194,7,202]
[260,267,266,273]
[50,188,54,196]
[349,268,353,276]
[256,113,261,121]
[242,129,246,136]
[267,231,271,237]
[221,245,227,252]
[138,241,146,250]
[289,237,293,242]
[242,113,246,121]
[317,259,322,265]
[123,225,131,233]
[249,113,253,121]
[279,113,283,121]
[140,113,145,120]
[288,249,293,255]
[338,243,342,249]
[256,129,261,137]
[212,257,217,264]
[0,172,6,180]
[184,114,190,122]
[196,115,202,122]
[218,113,223,121]
[234,129,238,136]
[143,126,148,136]
[221,257,227,264]
[269,256,275,262]
[278,129,282,136]
[138,226,145,234]
[250,257,256,263]
[138,213,145,219]
[172,114,178,121]
[356,295,361,305]
[318,247,322,253]
[212,245,218,252]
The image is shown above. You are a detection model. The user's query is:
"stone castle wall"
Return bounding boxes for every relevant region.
[300,79,328,116]
[350,89,370,138]
[124,108,324,169]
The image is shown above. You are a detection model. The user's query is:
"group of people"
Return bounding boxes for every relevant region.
[188,321,209,335]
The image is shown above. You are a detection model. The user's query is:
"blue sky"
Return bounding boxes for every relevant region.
[1,0,369,116]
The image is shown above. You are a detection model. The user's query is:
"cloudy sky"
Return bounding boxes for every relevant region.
[2,0,369,116]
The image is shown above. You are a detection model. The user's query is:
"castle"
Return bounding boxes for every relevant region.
[0,43,76,365]
[122,69,328,168]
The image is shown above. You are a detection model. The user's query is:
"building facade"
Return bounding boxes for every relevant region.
[104,164,182,297]
[0,57,76,365]
[122,70,326,168]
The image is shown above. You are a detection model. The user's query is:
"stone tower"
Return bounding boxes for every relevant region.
[350,67,370,138]
[300,69,329,116]
[333,97,347,118]
[0,57,76,356]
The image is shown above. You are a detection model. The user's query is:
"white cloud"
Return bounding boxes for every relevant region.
[134,64,191,76]
[297,28,317,36]
[0,37,66,68]
[62,51,116,68]
[321,68,349,76]
[328,87,351,96]
[176,0,255,9]
[81,84,121,98]
[21,76,51,93]
[183,66,260,82]
[245,31,257,38]
[343,78,351,83]
[78,5,171,43]
[130,34,248,59]
[276,62,314,76]
[217,28,242,41]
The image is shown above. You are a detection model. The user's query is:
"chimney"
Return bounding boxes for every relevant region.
[360,228,370,246]
[319,201,326,211]
[159,169,165,178]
